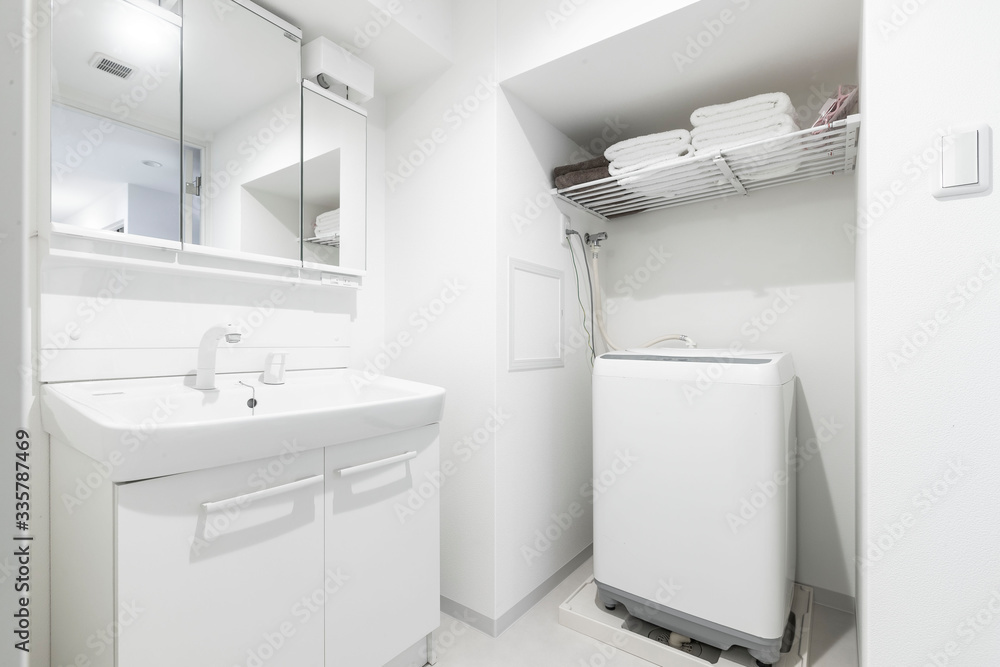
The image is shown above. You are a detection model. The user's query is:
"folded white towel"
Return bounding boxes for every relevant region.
[605,129,691,161]
[608,145,693,176]
[691,106,798,135]
[621,178,728,200]
[316,210,340,224]
[740,161,801,182]
[619,166,727,199]
[608,142,691,166]
[691,114,800,152]
[690,92,795,127]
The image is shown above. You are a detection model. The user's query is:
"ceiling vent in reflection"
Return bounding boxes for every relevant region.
[89,53,135,80]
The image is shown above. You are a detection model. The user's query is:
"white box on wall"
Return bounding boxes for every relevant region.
[302,37,375,103]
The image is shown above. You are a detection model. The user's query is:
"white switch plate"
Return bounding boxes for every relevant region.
[942,130,979,187]
[932,125,992,200]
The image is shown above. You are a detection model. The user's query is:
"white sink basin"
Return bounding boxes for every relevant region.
[41,369,446,482]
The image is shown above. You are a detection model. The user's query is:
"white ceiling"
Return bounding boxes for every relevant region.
[501,0,862,148]
[51,0,180,132]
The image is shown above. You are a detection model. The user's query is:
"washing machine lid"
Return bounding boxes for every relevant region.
[593,349,794,386]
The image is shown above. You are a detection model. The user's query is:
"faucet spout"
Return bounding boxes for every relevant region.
[195,323,242,390]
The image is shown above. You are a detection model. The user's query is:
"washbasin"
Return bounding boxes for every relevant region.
[41,369,446,482]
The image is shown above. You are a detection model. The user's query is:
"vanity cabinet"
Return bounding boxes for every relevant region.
[324,425,440,666]
[51,426,440,667]
[116,449,325,667]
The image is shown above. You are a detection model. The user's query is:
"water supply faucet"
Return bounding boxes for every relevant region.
[195,323,242,390]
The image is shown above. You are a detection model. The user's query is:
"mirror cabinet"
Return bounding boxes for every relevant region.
[49,0,366,274]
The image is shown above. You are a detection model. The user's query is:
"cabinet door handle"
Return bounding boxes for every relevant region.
[201,474,324,512]
[335,451,417,478]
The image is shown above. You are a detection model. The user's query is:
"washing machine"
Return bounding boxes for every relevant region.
[592,349,796,665]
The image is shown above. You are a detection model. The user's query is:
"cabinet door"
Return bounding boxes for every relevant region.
[325,425,440,667]
[116,449,325,667]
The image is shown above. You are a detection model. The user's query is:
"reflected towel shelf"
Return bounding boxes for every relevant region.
[305,236,341,248]
[554,114,860,221]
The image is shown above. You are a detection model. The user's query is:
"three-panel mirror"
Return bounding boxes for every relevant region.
[50,0,366,272]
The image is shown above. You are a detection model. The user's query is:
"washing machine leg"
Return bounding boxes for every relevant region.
[596,587,617,611]
[750,647,780,665]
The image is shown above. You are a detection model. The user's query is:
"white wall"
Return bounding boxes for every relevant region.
[366,0,453,60]
[127,183,179,241]
[600,176,857,603]
[385,0,603,624]
[384,0,500,619]
[858,0,1000,663]
[494,92,600,618]
[62,182,127,231]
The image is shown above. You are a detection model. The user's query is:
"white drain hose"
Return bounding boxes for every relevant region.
[590,249,696,351]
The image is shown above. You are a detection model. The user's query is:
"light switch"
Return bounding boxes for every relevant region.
[942,131,979,187]
[932,124,992,200]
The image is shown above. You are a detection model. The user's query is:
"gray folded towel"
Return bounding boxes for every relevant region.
[554,166,611,190]
[553,156,610,180]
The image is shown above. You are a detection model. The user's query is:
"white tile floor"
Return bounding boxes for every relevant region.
[430,559,857,667]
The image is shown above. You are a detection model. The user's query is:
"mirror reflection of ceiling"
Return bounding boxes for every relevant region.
[182,0,301,139]
[50,104,180,222]
[51,0,180,134]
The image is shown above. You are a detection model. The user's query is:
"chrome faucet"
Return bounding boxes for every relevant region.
[195,323,242,390]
